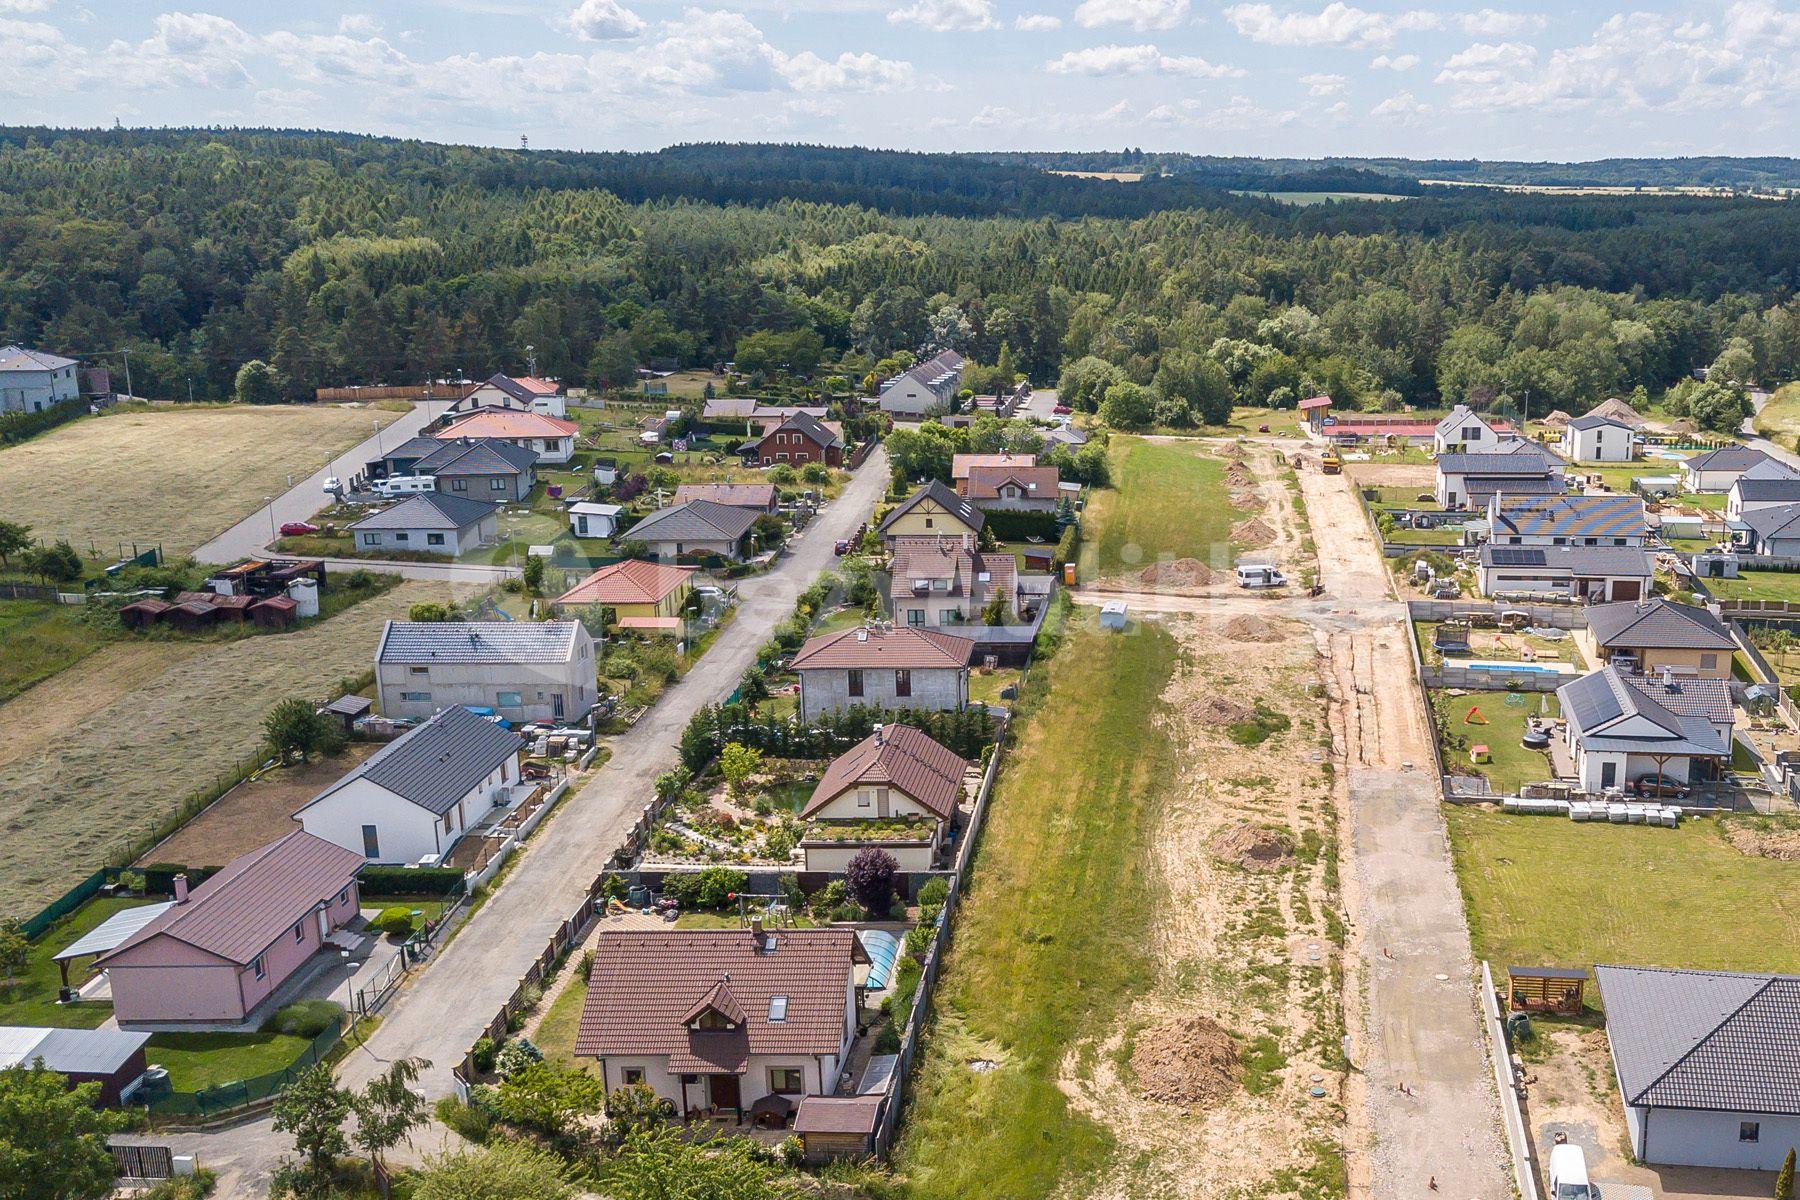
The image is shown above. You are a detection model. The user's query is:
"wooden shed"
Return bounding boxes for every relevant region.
[118,598,171,630]
[165,600,220,633]
[250,595,298,629]
[1506,965,1587,1015]
[210,594,256,623]
[794,1095,883,1162]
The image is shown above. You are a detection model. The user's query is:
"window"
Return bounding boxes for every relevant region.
[847,669,863,698]
[497,691,523,707]
[895,669,912,697]
[621,1067,645,1086]
[428,533,445,546]
[1741,1121,1761,1143]
[1700,653,1719,670]
[450,478,468,492]
[252,955,266,981]
[362,825,380,858]
[768,996,789,1023]
[1462,425,1481,440]
[491,477,507,491]
[692,1009,734,1030]
[858,789,872,808]
[293,920,305,943]
[337,887,349,904]
[394,532,409,543]
[410,666,428,675]
[931,579,949,591]
[923,517,934,528]
[769,1067,802,1095]
[361,532,380,546]
[401,691,430,702]
[907,609,924,626]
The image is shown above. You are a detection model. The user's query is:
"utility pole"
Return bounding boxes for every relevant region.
[119,349,133,403]
[526,344,538,377]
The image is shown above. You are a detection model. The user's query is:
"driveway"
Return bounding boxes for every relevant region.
[154,448,891,1197]
[1017,387,1061,422]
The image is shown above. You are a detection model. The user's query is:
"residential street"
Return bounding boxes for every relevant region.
[157,448,891,1197]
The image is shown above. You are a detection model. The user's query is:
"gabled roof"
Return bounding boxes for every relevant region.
[1740,502,1800,545]
[1741,459,1800,483]
[350,492,499,532]
[1585,599,1735,652]
[1568,412,1632,432]
[1478,544,1655,576]
[95,831,361,968]
[1488,493,1646,541]
[1732,476,1800,503]
[623,499,760,544]
[1436,453,1559,478]
[681,978,747,1026]
[473,373,561,404]
[746,411,843,452]
[804,724,967,821]
[1683,446,1772,475]
[963,465,1061,500]
[0,344,76,371]
[889,538,1014,605]
[555,559,696,606]
[1556,666,1729,757]
[437,409,578,440]
[0,1026,150,1074]
[878,481,984,534]
[297,705,524,818]
[672,483,777,509]
[951,453,1036,480]
[380,436,448,463]
[790,626,973,671]
[574,929,869,1068]
[1597,965,1800,1115]
[1297,394,1332,411]
[376,620,583,665]
[412,438,538,476]
[1435,404,1496,437]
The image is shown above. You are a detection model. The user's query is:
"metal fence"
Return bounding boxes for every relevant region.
[0,581,59,601]
[112,1143,174,1181]
[146,1017,348,1117]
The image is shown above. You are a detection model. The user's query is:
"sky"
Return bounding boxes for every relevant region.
[3,0,1797,160]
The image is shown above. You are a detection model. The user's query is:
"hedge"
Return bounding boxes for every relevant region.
[357,865,466,896]
[0,399,84,446]
[980,509,1061,541]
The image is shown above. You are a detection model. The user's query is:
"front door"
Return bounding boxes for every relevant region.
[709,1074,741,1111]
[553,693,565,719]
[1600,761,1618,789]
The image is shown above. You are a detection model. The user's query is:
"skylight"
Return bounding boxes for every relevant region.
[769,995,788,1022]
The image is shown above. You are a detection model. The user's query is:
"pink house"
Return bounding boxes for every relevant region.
[94,831,363,1028]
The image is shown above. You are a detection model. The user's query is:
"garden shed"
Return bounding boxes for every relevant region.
[251,595,298,629]
[118,598,170,629]
[1506,965,1587,1014]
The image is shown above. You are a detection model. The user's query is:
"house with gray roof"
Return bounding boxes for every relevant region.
[1726,459,1800,521]
[411,437,540,503]
[1434,452,1565,510]
[350,492,500,556]
[1681,446,1779,493]
[375,619,596,723]
[1555,665,1731,795]
[1432,404,1509,454]
[0,344,80,413]
[878,350,964,419]
[295,704,526,865]
[1562,411,1635,462]
[1733,500,1800,557]
[1486,493,1647,546]
[1476,543,1653,602]
[621,499,762,562]
[1583,599,1736,679]
[1596,964,1800,1170]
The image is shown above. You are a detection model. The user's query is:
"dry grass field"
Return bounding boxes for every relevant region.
[0,404,402,554]
[0,582,437,918]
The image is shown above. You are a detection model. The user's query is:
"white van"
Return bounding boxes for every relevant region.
[1546,1143,1593,1200]
[374,474,436,497]
[1235,564,1287,590]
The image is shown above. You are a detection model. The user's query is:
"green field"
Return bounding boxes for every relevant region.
[894,616,1178,1198]
[1703,570,1800,604]
[1446,810,1800,991]
[0,600,113,704]
[1082,436,1247,577]
[1752,382,1800,443]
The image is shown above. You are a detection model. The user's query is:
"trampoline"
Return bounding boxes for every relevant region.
[858,929,902,991]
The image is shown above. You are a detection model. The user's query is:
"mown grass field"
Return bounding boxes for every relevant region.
[0,600,114,703]
[1703,570,1800,604]
[0,896,160,1028]
[1082,436,1247,577]
[1445,810,1800,991]
[0,404,404,554]
[1429,689,1561,793]
[893,615,1179,1199]
[1752,382,1800,443]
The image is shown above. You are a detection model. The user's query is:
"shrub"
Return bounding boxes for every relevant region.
[845,846,898,914]
[872,1021,901,1055]
[778,1135,805,1167]
[903,924,935,963]
[471,1036,498,1074]
[495,1038,543,1080]
[829,902,864,923]
[355,865,464,896]
[602,1082,672,1143]
[433,1095,492,1144]
[917,877,949,908]
[374,906,417,937]
[579,950,595,982]
[810,879,848,913]
[263,999,343,1038]
[662,866,746,911]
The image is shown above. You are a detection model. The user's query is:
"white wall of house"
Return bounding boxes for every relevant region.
[355,514,496,556]
[296,758,518,864]
[798,666,967,722]
[1434,412,1501,453]
[1727,486,1800,521]
[878,378,944,419]
[0,363,79,413]
[639,535,744,562]
[803,841,936,872]
[1478,567,1649,602]
[1563,422,1633,463]
[1682,464,1749,493]
[893,584,1003,627]
[809,785,939,821]
[376,638,595,723]
[1631,1105,1800,1171]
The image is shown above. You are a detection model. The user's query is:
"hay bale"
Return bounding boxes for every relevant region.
[1130,1016,1242,1107]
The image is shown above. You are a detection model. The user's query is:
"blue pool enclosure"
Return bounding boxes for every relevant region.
[858,929,902,991]
[1464,660,1571,676]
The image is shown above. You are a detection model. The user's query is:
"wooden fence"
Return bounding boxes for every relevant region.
[111,1143,174,1181]
[313,383,476,403]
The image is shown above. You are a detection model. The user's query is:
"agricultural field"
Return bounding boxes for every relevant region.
[0,600,113,703]
[0,404,404,555]
[1752,382,1800,443]
[0,581,440,919]
[1081,437,1253,580]
[1446,809,1800,987]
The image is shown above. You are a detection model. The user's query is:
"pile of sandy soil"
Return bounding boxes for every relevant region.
[1130,1016,1242,1107]
[1226,462,1256,488]
[1231,517,1277,547]
[1188,695,1253,725]
[1230,489,1263,511]
[1210,824,1296,872]
[1138,558,1218,587]
[1223,615,1283,643]
[1724,824,1800,861]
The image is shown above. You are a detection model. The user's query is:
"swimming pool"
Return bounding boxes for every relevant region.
[858,929,902,991]
[1463,659,1574,676]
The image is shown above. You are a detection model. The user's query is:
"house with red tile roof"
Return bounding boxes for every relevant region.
[435,408,578,463]
[961,464,1061,513]
[789,625,972,722]
[575,926,871,1123]
[799,724,967,871]
[93,830,363,1029]
[449,372,567,418]
[950,452,1035,483]
[552,559,697,633]
[888,536,1017,627]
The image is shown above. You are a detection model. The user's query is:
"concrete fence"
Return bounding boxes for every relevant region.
[1479,961,1542,1200]
[1406,599,1588,629]
[1421,665,1567,692]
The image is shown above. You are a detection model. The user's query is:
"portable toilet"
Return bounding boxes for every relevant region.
[1063,562,1077,586]
[287,577,321,618]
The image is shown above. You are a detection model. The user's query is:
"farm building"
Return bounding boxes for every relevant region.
[789,626,973,723]
[375,619,597,723]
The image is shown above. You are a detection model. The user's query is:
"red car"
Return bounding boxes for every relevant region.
[279,521,320,536]
[1052,404,1072,415]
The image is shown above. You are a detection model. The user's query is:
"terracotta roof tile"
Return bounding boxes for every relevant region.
[554,559,695,606]
[789,626,973,671]
[804,724,967,821]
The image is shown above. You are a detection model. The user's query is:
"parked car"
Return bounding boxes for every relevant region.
[1235,564,1287,589]
[322,476,342,494]
[279,521,320,536]
[834,539,851,555]
[1052,404,1072,415]
[1632,774,1691,799]
[1546,1143,1593,1200]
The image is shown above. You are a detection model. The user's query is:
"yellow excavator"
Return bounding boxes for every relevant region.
[1320,448,1342,475]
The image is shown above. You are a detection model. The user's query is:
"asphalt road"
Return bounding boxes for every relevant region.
[157,447,891,1197]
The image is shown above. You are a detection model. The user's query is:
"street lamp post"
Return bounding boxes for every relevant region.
[265,497,276,546]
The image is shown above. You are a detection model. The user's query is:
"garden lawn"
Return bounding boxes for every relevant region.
[1430,689,1561,794]
[1704,571,1800,604]
[894,615,1178,1200]
[0,896,164,1028]
[1083,436,1246,577]
[146,1030,314,1092]
[534,969,591,1071]
[1445,809,1800,989]
[0,600,115,704]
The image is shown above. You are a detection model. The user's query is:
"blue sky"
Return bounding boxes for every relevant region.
[4,0,1796,159]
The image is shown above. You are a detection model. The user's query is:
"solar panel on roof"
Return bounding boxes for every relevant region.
[1488,547,1547,566]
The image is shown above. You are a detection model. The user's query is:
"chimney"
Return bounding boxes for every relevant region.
[1662,665,1674,688]
[750,916,764,941]
[874,723,884,745]
[173,874,189,904]
[962,531,973,552]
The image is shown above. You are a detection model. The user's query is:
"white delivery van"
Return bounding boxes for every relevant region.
[1235,564,1288,589]
[374,475,436,497]
[1546,1143,1593,1200]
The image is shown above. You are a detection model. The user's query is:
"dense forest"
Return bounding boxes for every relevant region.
[1,128,1798,424]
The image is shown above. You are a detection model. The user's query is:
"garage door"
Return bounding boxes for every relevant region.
[1612,579,1641,601]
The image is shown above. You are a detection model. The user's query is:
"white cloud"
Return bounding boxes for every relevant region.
[1044,41,1241,75]
[1142,93,1298,128]
[1299,70,1347,93]
[337,13,383,36]
[1369,51,1418,69]
[968,104,1019,125]
[1073,0,1189,31]
[1014,12,1062,29]
[887,0,998,32]
[566,0,646,40]
[1435,38,1537,87]
[109,12,257,90]
[782,48,914,90]
[1370,89,1430,120]
[1225,2,1439,48]
[0,0,53,12]
[1458,8,1545,36]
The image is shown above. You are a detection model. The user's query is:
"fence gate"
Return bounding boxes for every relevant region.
[113,1143,174,1180]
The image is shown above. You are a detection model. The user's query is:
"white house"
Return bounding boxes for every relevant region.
[878,350,964,419]
[374,620,597,724]
[790,626,973,723]
[889,537,1017,628]
[1434,453,1563,510]
[568,502,624,539]
[1555,665,1730,795]
[798,724,967,872]
[1680,446,1778,493]
[1596,964,1800,1171]
[293,705,525,865]
[1476,543,1654,602]
[349,493,499,556]
[1736,501,1800,556]
[450,373,568,418]
[1433,404,1508,454]
[1562,412,1635,462]
[1486,493,1647,547]
[0,345,80,413]
[1726,460,1800,520]
[434,409,579,464]
[575,927,870,1123]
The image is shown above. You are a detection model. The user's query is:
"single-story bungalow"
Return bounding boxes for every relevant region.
[554,559,696,628]
[798,723,968,872]
[789,626,973,723]
[1681,446,1780,494]
[1477,544,1653,602]
[1434,453,1564,510]
[621,499,761,562]
[671,483,779,512]
[435,408,578,464]
[1727,460,1800,521]
[350,493,500,556]
[1734,501,1800,556]
[1486,492,1648,546]
[410,437,539,504]
[1583,599,1737,680]
[1556,665,1731,794]
[375,619,597,723]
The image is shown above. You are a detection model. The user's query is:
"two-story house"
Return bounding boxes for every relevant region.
[1562,412,1635,463]
[434,409,578,464]
[962,464,1061,513]
[877,481,984,546]
[877,350,964,419]
[1433,404,1510,454]
[798,724,967,871]
[790,625,973,722]
[449,373,568,418]
[743,412,844,467]
[0,345,80,413]
[889,536,1017,627]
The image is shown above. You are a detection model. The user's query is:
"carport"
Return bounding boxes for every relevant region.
[53,902,174,995]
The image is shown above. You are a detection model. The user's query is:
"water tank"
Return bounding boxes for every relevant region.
[287,577,320,618]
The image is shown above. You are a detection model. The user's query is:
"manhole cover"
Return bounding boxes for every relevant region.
[1308,1086,1326,1098]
